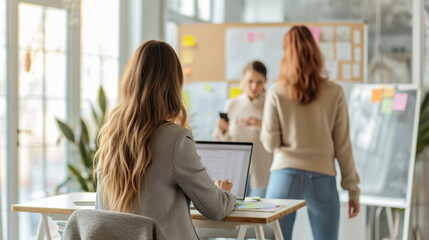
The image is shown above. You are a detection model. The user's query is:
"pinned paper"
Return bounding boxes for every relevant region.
[246,32,255,42]
[181,49,194,65]
[229,87,242,98]
[321,26,334,41]
[354,47,362,62]
[352,64,361,78]
[325,60,338,80]
[336,26,351,41]
[342,63,351,80]
[182,35,196,47]
[255,32,265,42]
[371,89,383,103]
[203,84,212,92]
[393,93,408,111]
[320,42,334,59]
[354,30,361,44]
[383,88,395,97]
[309,26,321,42]
[337,42,352,61]
[183,67,193,76]
[381,98,393,114]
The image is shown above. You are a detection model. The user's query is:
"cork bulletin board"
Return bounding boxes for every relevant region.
[178,21,367,83]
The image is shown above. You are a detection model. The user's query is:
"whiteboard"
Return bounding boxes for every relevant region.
[346,84,420,208]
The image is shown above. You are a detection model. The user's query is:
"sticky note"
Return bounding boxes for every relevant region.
[393,93,408,111]
[309,26,321,42]
[182,35,196,47]
[383,88,395,98]
[371,89,383,103]
[183,90,191,107]
[183,67,192,76]
[203,84,212,92]
[246,32,255,42]
[181,50,194,65]
[381,98,393,114]
[255,32,265,42]
[229,87,241,98]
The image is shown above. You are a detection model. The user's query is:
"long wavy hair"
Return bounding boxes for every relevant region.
[279,25,327,104]
[94,40,189,213]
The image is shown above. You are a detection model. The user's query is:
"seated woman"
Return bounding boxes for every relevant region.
[94,40,235,239]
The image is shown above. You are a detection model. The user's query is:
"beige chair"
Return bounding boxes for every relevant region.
[62,209,166,240]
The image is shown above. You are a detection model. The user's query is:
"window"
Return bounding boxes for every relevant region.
[81,0,119,136]
[0,0,6,238]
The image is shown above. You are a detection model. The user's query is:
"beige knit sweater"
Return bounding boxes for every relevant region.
[260,82,360,200]
[213,93,273,189]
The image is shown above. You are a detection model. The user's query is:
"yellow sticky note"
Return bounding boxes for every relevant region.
[182,35,196,47]
[181,50,194,65]
[383,88,395,98]
[229,87,241,98]
[203,84,212,92]
[371,89,383,103]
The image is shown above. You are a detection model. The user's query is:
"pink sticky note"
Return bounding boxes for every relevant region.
[393,93,408,111]
[247,32,255,42]
[309,27,321,42]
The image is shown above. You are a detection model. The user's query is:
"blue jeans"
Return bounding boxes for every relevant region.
[266,168,339,240]
[246,177,266,198]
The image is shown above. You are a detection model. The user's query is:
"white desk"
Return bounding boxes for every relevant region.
[12,192,306,240]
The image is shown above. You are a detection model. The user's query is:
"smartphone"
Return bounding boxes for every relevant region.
[219,112,229,122]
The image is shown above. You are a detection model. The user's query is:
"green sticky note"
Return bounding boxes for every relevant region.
[381,98,393,114]
[183,90,191,107]
[203,84,212,92]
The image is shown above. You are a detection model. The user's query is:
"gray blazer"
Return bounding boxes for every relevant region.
[96,123,236,239]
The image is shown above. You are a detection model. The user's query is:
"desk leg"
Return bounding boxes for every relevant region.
[42,214,52,240]
[237,225,249,240]
[35,217,45,240]
[254,225,265,240]
[273,220,284,240]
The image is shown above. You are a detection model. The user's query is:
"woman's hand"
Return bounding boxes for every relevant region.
[217,118,229,133]
[348,199,360,218]
[215,180,233,192]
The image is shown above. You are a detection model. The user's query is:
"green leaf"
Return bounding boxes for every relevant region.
[98,86,107,115]
[55,176,71,194]
[55,119,75,143]
[80,118,90,145]
[90,103,102,128]
[78,140,92,168]
[68,164,89,192]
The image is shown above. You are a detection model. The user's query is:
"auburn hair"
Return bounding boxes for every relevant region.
[279,25,327,104]
[94,40,189,213]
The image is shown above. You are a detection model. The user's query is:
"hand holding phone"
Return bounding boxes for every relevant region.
[219,112,229,122]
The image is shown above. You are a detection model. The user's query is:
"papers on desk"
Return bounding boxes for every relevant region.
[235,201,281,212]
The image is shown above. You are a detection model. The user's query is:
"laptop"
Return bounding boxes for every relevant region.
[195,141,253,202]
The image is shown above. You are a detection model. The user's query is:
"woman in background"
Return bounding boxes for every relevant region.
[214,60,273,198]
[94,40,235,239]
[260,26,360,240]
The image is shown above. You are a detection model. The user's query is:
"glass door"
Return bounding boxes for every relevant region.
[17,2,68,238]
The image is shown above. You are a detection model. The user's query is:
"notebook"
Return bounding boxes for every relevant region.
[195,141,253,202]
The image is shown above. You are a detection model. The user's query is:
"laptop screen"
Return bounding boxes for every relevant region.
[195,141,253,200]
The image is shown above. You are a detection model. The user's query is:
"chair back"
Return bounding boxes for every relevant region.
[62,209,166,240]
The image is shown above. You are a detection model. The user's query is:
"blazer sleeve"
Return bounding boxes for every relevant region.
[333,89,361,200]
[172,129,236,220]
[260,88,282,153]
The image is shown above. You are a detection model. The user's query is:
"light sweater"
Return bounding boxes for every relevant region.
[260,82,360,200]
[96,123,236,240]
[213,93,273,189]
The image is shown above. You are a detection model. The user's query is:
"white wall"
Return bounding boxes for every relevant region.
[243,0,284,23]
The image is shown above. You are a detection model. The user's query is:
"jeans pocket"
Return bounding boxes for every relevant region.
[310,174,335,203]
[267,169,298,199]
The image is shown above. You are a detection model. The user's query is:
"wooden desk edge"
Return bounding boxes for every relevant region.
[12,205,76,215]
[191,201,307,224]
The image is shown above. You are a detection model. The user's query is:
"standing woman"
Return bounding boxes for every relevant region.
[94,40,235,239]
[260,26,360,240]
[214,61,273,198]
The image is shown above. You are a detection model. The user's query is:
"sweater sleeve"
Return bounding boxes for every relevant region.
[260,88,282,153]
[333,89,361,200]
[213,100,233,141]
[172,129,236,220]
